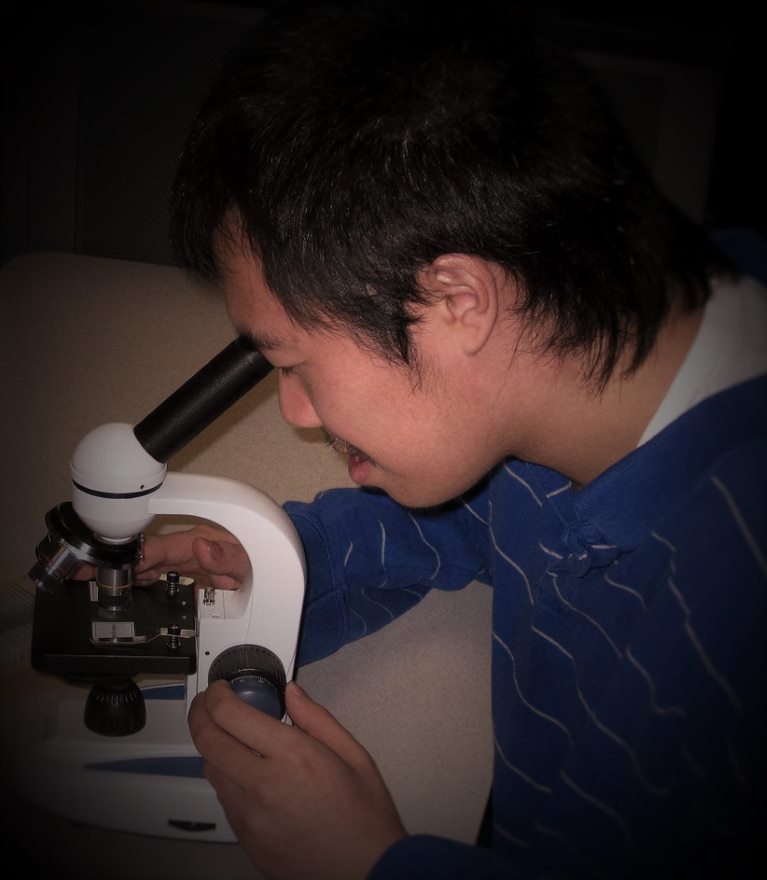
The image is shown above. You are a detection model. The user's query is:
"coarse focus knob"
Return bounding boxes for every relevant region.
[208,645,286,719]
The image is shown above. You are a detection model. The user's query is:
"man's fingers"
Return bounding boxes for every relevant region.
[285,682,376,774]
[131,528,249,590]
[189,680,290,762]
[189,681,363,772]
[195,680,373,771]
[188,686,276,798]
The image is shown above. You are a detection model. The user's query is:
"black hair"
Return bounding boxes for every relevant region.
[170,1,732,385]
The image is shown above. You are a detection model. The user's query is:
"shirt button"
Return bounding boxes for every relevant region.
[566,551,591,577]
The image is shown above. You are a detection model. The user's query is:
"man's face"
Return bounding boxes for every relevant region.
[218,240,513,507]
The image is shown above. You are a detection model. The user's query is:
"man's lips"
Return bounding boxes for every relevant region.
[325,431,377,484]
[324,431,373,465]
[347,451,374,484]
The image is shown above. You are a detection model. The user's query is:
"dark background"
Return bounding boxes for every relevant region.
[1,0,763,268]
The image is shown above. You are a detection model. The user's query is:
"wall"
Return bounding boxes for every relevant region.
[1,1,761,267]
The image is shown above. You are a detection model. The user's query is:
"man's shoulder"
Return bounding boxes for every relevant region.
[657,372,767,485]
[655,427,766,577]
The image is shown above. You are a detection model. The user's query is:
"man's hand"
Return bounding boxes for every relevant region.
[189,680,407,880]
[134,525,249,588]
[74,525,250,589]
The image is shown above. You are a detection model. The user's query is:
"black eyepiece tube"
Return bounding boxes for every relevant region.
[133,336,273,463]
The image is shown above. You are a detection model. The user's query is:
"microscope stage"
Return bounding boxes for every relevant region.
[31,578,197,679]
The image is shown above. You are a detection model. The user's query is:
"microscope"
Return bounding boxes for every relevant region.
[17,336,306,841]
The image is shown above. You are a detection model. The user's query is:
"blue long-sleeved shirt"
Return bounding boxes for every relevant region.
[285,374,767,879]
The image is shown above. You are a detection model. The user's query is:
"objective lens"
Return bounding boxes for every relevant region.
[28,538,83,592]
[97,564,134,611]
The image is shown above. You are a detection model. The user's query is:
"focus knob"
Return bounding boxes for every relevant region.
[208,645,286,719]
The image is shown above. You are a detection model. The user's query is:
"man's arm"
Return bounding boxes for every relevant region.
[286,485,493,665]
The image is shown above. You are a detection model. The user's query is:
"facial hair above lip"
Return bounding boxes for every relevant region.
[324,430,374,464]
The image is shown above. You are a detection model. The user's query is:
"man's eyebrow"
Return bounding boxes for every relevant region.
[239,329,286,352]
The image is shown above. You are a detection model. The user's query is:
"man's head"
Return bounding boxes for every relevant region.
[171,2,726,389]
[216,227,533,506]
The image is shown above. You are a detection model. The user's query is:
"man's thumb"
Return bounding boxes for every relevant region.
[193,537,249,586]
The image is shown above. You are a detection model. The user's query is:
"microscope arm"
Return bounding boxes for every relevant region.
[148,472,306,692]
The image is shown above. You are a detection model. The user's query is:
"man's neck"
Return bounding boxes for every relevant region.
[523,307,705,487]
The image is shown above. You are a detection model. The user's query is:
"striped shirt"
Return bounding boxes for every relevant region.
[286,303,767,879]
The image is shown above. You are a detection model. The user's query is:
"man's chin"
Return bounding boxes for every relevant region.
[382,484,463,511]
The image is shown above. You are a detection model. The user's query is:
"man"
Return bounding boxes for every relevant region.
[135,3,767,878]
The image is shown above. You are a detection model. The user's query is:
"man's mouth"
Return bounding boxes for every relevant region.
[324,431,374,466]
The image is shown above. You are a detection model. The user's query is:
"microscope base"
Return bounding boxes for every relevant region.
[11,680,236,842]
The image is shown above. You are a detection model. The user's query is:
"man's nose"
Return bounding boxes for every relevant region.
[277,372,323,429]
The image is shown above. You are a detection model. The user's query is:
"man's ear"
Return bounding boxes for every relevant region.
[417,253,502,355]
